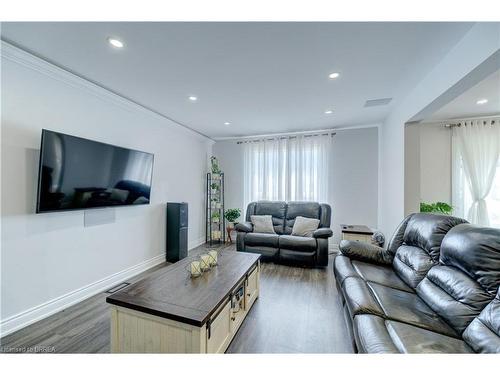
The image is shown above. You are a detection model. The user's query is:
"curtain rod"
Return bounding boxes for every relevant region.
[236,132,336,144]
[444,118,499,128]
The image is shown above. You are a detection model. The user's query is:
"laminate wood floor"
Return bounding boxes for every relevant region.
[0,244,353,353]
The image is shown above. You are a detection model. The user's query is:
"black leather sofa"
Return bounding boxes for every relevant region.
[235,201,332,267]
[334,213,500,353]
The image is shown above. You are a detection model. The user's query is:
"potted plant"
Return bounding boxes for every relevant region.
[224,208,241,228]
[210,182,219,193]
[210,156,221,174]
[420,201,453,215]
[212,211,220,223]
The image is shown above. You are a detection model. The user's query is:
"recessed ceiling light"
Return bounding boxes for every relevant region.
[476,98,488,105]
[324,110,333,114]
[328,72,340,80]
[224,122,231,126]
[107,37,124,48]
[188,96,198,102]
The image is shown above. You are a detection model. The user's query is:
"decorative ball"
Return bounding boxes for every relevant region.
[372,231,385,247]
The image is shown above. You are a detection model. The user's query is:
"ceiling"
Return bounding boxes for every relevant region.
[1,22,474,139]
[426,69,500,121]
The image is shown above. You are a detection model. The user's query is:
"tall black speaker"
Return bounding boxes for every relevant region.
[166,202,188,262]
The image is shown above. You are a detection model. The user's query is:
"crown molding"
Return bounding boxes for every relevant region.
[1,39,213,142]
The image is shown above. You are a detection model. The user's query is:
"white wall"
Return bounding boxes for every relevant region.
[0,42,213,334]
[404,123,452,215]
[331,127,379,242]
[404,123,421,215]
[419,124,452,204]
[213,126,379,244]
[379,23,500,237]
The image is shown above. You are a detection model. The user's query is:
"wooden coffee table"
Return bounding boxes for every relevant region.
[106,251,260,353]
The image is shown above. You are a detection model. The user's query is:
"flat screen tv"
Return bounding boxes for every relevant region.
[36,129,154,213]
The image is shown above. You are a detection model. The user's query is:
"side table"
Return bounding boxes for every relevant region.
[340,224,374,243]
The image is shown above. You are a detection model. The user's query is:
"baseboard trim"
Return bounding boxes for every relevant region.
[0,253,165,338]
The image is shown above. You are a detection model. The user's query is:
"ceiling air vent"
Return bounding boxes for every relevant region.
[364,98,393,107]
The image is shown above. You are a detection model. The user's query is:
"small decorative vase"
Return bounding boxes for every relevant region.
[208,250,218,266]
[200,254,211,271]
[189,261,202,278]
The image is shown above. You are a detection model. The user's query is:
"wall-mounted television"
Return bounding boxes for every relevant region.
[36,129,154,213]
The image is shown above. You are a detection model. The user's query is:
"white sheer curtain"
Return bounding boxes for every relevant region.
[452,119,500,225]
[243,134,333,208]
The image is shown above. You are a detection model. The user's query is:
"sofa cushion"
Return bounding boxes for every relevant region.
[245,232,279,247]
[402,213,468,263]
[254,201,286,234]
[243,245,279,258]
[417,266,492,334]
[353,315,399,353]
[284,201,320,234]
[393,245,435,289]
[367,282,458,338]
[439,224,500,296]
[279,235,317,251]
[391,214,468,290]
[334,255,363,285]
[416,224,500,335]
[463,288,500,353]
[354,315,473,353]
[250,215,276,234]
[279,249,316,265]
[352,260,414,293]
[342,277,385,317]
[333,254,413,293]
[291,216,320,237]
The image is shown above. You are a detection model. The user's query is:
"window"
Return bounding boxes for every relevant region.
[243,135,333,208]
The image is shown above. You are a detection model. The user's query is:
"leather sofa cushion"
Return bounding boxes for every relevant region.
[334,255,362,285]
[354,315,473,353]
[245,233,279,247]
[254,201,287,234]
[367,282,458,338]
[342,277,385,317]
[402,213,468,263]
[463,289,500,353]
[284,202,320,234]
[414,224,500,336]
[352,260,414,293]
[279,235,317,251]
[439,224,500,296]
[333,255,413,293]
[353,315,399,353]
[393,245,435,289]
[416,266,492,334]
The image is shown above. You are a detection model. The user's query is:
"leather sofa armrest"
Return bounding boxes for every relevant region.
[313,228,333,238]
[235,222,253,233]
[339,240,393,265]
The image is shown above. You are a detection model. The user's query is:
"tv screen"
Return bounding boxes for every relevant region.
[36,130,154,213]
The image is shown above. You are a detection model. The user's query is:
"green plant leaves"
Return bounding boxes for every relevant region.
[224,208,241,222]
[419,201,453,215]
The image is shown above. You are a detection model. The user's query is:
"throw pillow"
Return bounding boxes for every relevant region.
[250,215,276,234]
[291,216,320,237]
